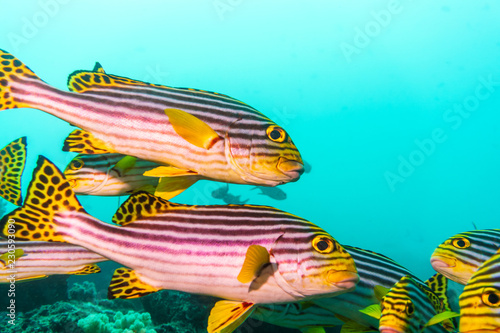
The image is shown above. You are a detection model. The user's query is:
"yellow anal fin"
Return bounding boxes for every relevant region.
[143,165,197,178]
[112,191,175,226]
[0,156,84,243]
[207,300,255,333]
[130,184,157,195]
[62,129,115,154]
[0,136,27,206]
[108,267,159,299]
[154,176,198,200]
[72,264,101,275]
[15,275,48,283]
[164,108,221,150]
[237,245,270,284]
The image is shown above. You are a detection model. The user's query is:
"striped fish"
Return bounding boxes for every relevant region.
[431,229,500,285]
[459,247,500,331]
[0,137,27,206]
[0,240,106,282]
[64,153,159,196]
[0,50,304,199]
[1,156,358,332]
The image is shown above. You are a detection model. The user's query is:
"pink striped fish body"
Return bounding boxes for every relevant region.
[0,240,106,282]
[0,50,304,188]
[64,153,159,196]
[2,156,358,305]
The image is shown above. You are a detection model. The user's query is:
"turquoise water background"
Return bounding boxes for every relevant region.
[1,0,500,288]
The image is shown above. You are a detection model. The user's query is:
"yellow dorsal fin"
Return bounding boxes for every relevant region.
[112,191,175,226]
[0,137,27,206]
[374,285,390,301]
[67,70,153,93]
[207,300,255,333]
[359,304,382,319]
[111,155,137,177]
[108,267,159,299]
[0,249,25,266]
[0,156,84,243]
[154,176,198,200]
[164,108,221,150]
[93,62,106,74]
[237,245,270,284]
[72,264,101,275]
[143,165,197,178]
[424,311,460,328]
[63,129,115,154]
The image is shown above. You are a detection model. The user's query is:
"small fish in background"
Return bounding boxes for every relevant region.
[430,229,500,285]
[303,160,312,174]
[211,184,229,199]
[0,137,27,206]
[211,184,249,204]
[252,186,287,200]
[459,247,500,331]
[2,156,359,333]
[0,241,106,283]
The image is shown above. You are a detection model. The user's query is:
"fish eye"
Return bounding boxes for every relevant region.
[70,159,84,170]
[312,236,336,254]
[451,237,470,249]
[266,125,287,143]
[405,301,415,316]
[482,288,500,307]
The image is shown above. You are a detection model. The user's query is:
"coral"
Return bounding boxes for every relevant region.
[68,280,98,303]
[78,310,156,333]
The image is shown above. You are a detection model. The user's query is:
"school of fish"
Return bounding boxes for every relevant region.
[0,49,499,332]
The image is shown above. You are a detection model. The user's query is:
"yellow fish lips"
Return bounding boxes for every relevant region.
[430,255,457,270]
[378,327,406,333]
[276,157,304,181]
[326,269,360,290]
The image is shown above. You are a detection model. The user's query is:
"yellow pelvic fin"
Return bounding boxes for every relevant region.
[340,319,378,333]
[143,165,198,178]
[301,328,326,333]
[131,184,157,195]
[154,176,198,200]
[0,156,84,243]
[0,249,25,266]
[164,108,221,150]
[237,245,270,284]
[374,285,390,301]
[424,311,460,329]
[207,300,255,333]
[111,155,137,177]
[63,129,115,154]
[72,264,101,275]
[359,304,381,320]
[112,192,176,226]
[0,137,27,206]
[108,267,159,299]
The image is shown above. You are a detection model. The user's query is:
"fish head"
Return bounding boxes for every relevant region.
[225,119,304,186]
[270,229,358,299]
[63,154,113,194]
[431,230,499,285]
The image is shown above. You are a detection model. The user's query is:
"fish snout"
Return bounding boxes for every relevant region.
[379,327,405,333]
[326,270,359,290]
[430,256,456,270]
[277,157,304,181]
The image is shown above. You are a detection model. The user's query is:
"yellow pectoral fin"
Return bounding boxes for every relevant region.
[359,304,382,320]
[72,264,101,275]
[0,249,25,266]
[63,129,115,154]
[374,285,390,301]
[111,155,137,177]
[143,165,198,178]
[424,311,460,328]
[154,176,198,200]
[207,300,255,333]
[301,328,326,333]
[237,245,270,284]
[108,268,159,299]
[164,108,221,150]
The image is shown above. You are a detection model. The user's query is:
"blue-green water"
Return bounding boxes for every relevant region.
[1,1,500,331]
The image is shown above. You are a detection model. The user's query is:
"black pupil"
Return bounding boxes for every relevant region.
[457,239,466,247]
[489,293,500,304]
[317,240,329,251]
[270,129,281,140]
[73,161,81,168]
[408,304,414,314]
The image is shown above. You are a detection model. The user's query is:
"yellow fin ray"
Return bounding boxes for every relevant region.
[108,267,159,299]
[374,285,390,301]
[0,137,27,206]
[237,245,270,284]
[154,176,198,200]
[424,311,460,328]
[63,129,115,154]
[164,108,221,150]
[72,264,101,275]
[111,155,137,177]
[143,165,197,178]
[301,328,326,333]
[359,304,381,319]
[207,300,255,333]
[0,249,25,266]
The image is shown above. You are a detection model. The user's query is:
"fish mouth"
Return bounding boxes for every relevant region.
[327,270,359,290]
[430,256,456,269]
[379,327,405,333]
[276,157,304,181]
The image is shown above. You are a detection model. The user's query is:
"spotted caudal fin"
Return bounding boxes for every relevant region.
[0,137,27,205]
[0,156,85,242]
[108,267,159,299]
[0,49,44,111]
